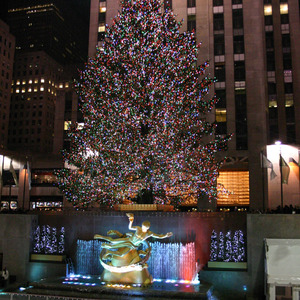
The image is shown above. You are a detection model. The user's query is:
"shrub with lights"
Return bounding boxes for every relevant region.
[33,225,65,254]
[55,0,230,209]
[210,230,246,262]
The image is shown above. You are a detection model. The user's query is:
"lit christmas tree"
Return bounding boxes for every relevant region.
[56,0,230,208]
[224,230,232,262]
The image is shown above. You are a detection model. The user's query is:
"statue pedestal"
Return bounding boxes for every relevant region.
[101,268,152,285]
[100,248,153,285]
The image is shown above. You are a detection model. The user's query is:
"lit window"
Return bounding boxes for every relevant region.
[99,1,106,12]
[59,84,63,88]
[41,78,45,83]
[48,88,51,92]
[264,5,272,16]
[48,80,51,84]
[22,80,26,85]
[29,79,32,84]
[217,171,249,206]
[28,88,32,92]
[40,86,44,91]
[16,89,20,93]
[216,108,227,122]
[16,80,20,85]
[280,3,288,14]
[34,87,38,92]
[34,79,38,84]
[285,94,293,107]
[21,88,25,93]
[64,121,71,130]
[65,83,69,88]
[98,25,105,32]
[30,44,34,48]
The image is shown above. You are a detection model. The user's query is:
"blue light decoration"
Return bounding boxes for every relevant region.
[58,227,65,254]
[33,225,65,254]
[209,230,218,261]
[224,230,232,262]
[210,230,246,263]
[51,227,58,254]
[33,225,41,253]
[217,232,225,261]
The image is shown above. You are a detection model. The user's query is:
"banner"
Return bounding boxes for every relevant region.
[10,160,19,187]
[280,155,290,184]
[262,154,277,180]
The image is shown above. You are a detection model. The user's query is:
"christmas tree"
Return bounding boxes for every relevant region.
[56,0,230,209]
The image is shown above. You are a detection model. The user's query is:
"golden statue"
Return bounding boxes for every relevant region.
[94,213,173,285]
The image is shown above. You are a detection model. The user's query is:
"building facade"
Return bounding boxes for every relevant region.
[0,20,15,149]
[6,0,88,65]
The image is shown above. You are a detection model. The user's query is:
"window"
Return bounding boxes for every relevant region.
[286,124,295,143]
[264,5,272,15]
[282,34,290,47]
[234,35,244,54]
[215,89,226,108]
[99,1,106,13]
[284,82,293,94]
[213,0,223,6]
[217,171,249,206]
[280,13,289,24]
[187,15,196,32]
[266,51,275,71]
[187,0,196,7]
[232,9,243,29]
[283,53,292,70]
[268,82,276,95]
[214,64,225,82]
[215,121,227,135]
[234,61,245,81]
[235,91,247,150]
[213,13,224,31]
[280,3,288,14]
[232,0,242,4]
[216,108,227,122]
[265,32,274,49]
[214,34,225,55]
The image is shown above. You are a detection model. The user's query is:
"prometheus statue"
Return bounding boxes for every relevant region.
[94,213,173,285]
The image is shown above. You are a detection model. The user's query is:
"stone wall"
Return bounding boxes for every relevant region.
[2,212,299,299]
[0,214,37,282]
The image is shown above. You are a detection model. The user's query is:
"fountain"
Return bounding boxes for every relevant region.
[76,239,197,282]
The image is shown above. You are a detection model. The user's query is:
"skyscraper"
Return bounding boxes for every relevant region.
[0,19,15,149]
[4,0,89,154]
[6,0,88,65]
